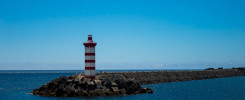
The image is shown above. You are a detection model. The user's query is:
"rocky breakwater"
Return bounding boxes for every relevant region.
[101,69,245,85]
[31,74,152,97]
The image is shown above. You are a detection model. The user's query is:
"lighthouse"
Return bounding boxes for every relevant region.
[83,34,97,79]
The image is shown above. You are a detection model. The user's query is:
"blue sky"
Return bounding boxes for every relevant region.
[0,0,245,70]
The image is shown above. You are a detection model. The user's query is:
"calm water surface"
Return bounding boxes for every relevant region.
[0,70,244,100]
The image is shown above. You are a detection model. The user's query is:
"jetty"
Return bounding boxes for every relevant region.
[101,68,245,85]
[31,68,245,97]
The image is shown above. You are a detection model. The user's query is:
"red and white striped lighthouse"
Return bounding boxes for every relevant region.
[83,34,97,79]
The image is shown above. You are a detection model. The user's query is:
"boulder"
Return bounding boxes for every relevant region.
[111,87,119,92]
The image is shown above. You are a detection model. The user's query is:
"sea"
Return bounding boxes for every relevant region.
[0,70,245,100]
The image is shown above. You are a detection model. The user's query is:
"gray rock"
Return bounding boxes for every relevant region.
[111,87,119,92]
[119,89,127,94]
[111,82,117,87]
[67,79,73,83]
[102,87,110,93]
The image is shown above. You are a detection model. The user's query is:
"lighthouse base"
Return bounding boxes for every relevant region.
[85,75,95,79]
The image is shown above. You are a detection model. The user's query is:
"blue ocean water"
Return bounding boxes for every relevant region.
[0,70,244,100]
